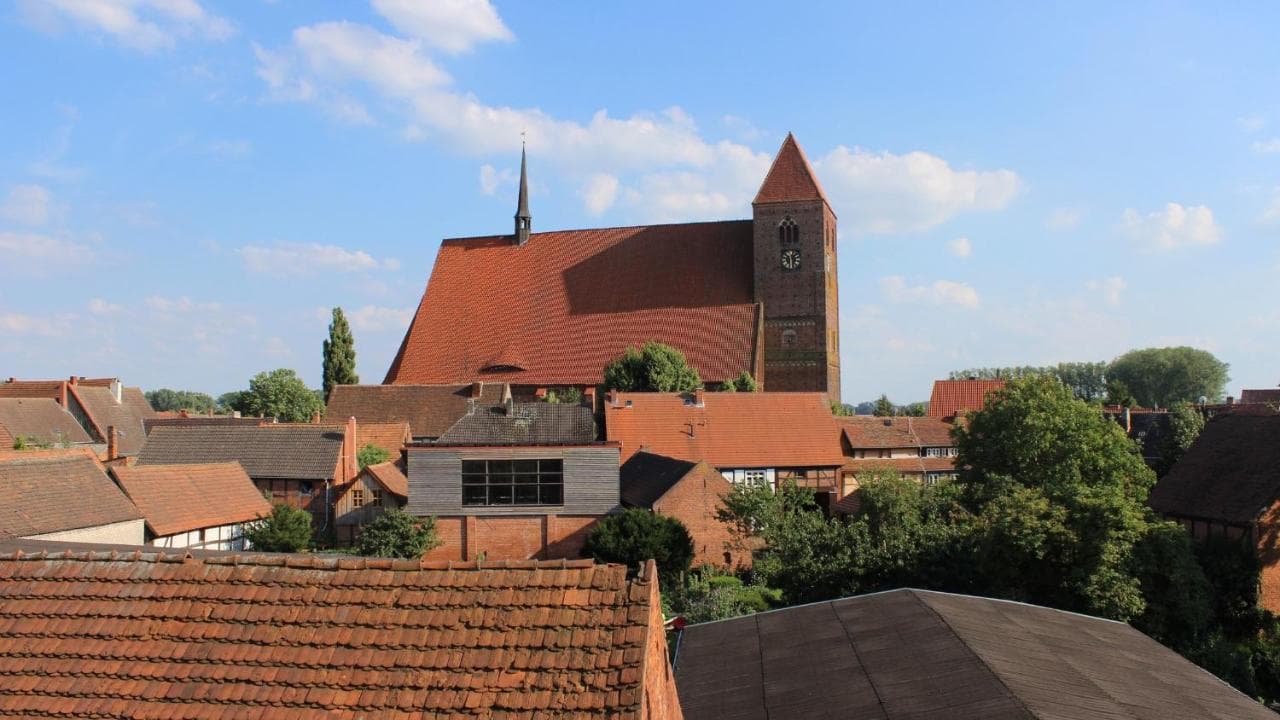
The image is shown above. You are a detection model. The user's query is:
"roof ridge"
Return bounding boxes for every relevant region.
[442,218,753,244]
[1,549,609,572]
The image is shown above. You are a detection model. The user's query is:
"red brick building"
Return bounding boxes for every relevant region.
[621,451,743,569]
[386,134,841,398]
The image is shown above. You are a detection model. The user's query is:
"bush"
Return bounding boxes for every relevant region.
[243,504,313,552]
[357,443,392,470]
[582,508,694,584]
[602,341,702,392]
[354,509,442,559]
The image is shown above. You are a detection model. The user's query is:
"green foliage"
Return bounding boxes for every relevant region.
[1106,378,1137,407]
[872,394,895,417]
[1131,522,1213,651]
[831,402,855,416]
[1156,402,1206,476]
[602,341,702,393]
[949,362,1109,402]
[901,402,926,417]
[145,388,216,413]
[543,387,584,405]
[243,504,313,552]
[237,368,324,422]
[356,443,392,470]
[216,391,248,414]
[322,307,359,403]
[664,566,782,623]
[354,509,441,558]
[718,371,758,393]
[1108,346,1230,407]
[582,508,694,585]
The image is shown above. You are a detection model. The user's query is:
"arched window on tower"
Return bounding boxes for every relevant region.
[778,216,799,245]
[781,329,797,348]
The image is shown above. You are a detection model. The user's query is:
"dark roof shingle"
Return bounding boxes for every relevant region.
[137,426,343,480]
[620,451,699,507]
[1149,413,1280,524]
[0,449,142,539]
[436,402,598,445]
[324,383,509,438]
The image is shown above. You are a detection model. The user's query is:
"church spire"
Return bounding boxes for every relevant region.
[514,142,531,246]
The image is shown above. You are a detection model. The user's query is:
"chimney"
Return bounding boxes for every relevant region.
[607,390,620,408]
[110,378,122,404]
[344,416,358,482]
[106,425,118,461]
[69,375,77,385]
[311,412,321,424]
[470,382,484,399]
[232,411,241,419]
[694,388,705,407]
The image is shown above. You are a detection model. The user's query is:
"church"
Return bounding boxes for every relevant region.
[386,134,841,399]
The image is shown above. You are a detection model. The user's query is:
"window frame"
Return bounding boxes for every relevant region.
[461,458,566,507]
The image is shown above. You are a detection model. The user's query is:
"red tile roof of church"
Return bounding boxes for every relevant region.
[928,379,1007,419]
[386,220,761,386]
[753,133,830,206]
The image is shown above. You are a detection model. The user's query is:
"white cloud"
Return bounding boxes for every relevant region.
[0,184,52,226]
[237,242,400,276]
[1240,114,1266,132]
[145,295,221,313]
[0,231,91,263]
[880,276,980,309]
[580,174,620,215]
[1120,202,1221,250]
[344,305,414,333]
[371,0,512,53]
[815,146,1020,234]
[86,298,123,315]
[1086,276,1126,306]
[948,237,972,258]
[0,311,71,336]
[1252,138,1280,154]
[20,0,233,51]
[479,163,516,195]
[1046,207,1082,230]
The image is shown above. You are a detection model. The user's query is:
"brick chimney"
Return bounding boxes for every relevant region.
[311,412,321,424]
[344,416,359,482]
[583,387,597,409]
[106,425,118,461]
[694,388,706,407]
[470,382,484,399]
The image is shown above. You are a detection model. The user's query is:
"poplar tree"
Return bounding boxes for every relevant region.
[322,307,358,402]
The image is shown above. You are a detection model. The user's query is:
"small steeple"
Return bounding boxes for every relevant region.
[514,142,531,246]
[753,132,829,207]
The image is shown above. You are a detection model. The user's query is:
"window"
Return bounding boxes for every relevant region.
[778,216,799,244]
[299,481,314,496]
[743,469,768,487]
[925,447,957,458]
[781,328,797,347]
[462,458,564,506]
[352,488,365,508]
[372,489,383,507]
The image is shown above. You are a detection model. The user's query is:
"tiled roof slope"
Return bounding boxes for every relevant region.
[144,416,264,434]
[752,133,829,206]
[620,451,699,508]
[927,379,1006,419]
[437,402,598,445]
[0,449,142,539]
[839,415,955,449]
[1150,414,1280,524]
[0,425,11,450]
[675,588,1271,720]
[137,426,343,480]
[363,460,408,499]
[72,385,155,454]
[1241,388,1280,404]
[606,392,845,467]
[0,398,93,445]
[325,383,510,439]
[0,553,674,719]
[385,220,760,386]
[110,462,271,537]
[263,420,411,455]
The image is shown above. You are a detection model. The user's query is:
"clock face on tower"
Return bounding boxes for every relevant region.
[781,248,801,270]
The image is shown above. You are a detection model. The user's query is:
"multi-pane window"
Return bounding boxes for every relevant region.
[925,447,957,458]
[743,469,768,487]
[778,217,799,244]
[462,459,564,506]
[352,488,365,508]
[372,489,383,507]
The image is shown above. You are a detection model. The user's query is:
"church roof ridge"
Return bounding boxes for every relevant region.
[753,132,830,208]
[441,218,753,244]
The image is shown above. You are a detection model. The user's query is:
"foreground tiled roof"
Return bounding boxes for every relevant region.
[1150,414,1280,524]
[839,415,954,450]
[436,402,598,445]
[752,133,829,206]
[927,379,1006,419]
[0,398,93,445]
[1240,388,1280,405]
[619,451,699,508]
[363,459,408,499]
[110,462,271,537]
[385,220,760,386]
[0,552,672,719]
[325,383,510,439]
[675,588,1271,720]
[137,426,343,480]
[606,392,845,467]
[0,449,142,539]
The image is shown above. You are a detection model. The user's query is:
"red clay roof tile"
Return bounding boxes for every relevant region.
[840,416,955,449]
[753,133,829,206]
[927,379,1007,419]
[110,462,272,537]
[0,449,143,539]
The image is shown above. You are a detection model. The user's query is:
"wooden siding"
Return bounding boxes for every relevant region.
[407,446,621,517]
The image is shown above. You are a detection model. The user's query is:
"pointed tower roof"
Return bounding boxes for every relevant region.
[516,143,531,221]
[753,133,829,206]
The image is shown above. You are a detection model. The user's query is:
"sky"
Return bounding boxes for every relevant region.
[1,0,1278,404]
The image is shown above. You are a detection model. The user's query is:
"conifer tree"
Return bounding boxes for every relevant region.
[322,307,358,402]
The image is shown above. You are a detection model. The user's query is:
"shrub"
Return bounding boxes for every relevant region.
[243,504,313,552]
[354,509,442,559]
[582,508,694,584]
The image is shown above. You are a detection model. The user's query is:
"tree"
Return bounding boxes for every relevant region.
[357,443,392,470]
[217,391,248,414]
[901,402,926,417]
[1155,402,1206,476]
[322,307,359,403]
[582,508,694,585]
[354,509,441,558]
[602,341,702,393]
[1053,362,1110,402]
[1108,347,1230,407]
[872,394,895,417]
[243,504,313,552]
[145,389,216,413]
[832,402,856,416]
[718,371,758,392]
[238,368,324,422]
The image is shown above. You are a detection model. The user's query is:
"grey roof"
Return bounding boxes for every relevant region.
[137,426,343,480]
[620,451,698,507]
[1150,413,1280,524]
[324,383,509,439]
[0,451,143,539]
[435,402,597,445]
[0,398,93,445]
[73,386,155,455]
[675,588,1271,720]
[143,416,264,434]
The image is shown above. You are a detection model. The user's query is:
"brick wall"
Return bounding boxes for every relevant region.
[424,514,603,562]
[639,560,684,720]
[652,464,745,569]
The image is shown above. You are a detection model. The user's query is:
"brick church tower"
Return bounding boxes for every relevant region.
[752,133,841,398]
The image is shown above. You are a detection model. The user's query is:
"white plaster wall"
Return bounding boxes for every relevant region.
[27,518,146,545]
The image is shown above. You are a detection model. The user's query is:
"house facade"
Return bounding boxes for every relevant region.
[838,415,959,495]
[333,459,409,544]
[109,462,271,551]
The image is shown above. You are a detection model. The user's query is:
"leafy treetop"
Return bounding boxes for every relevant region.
[145,389,216,413]
[582,508,694,586]
[602,341,702,393]
[232,368,324,423]
[1108,346,1229,407]
[243,503,313,552]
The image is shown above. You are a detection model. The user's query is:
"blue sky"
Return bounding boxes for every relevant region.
[2,1,1278,404]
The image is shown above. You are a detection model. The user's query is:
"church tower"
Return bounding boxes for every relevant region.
[751,133,841,398]
[514,143,531,246]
